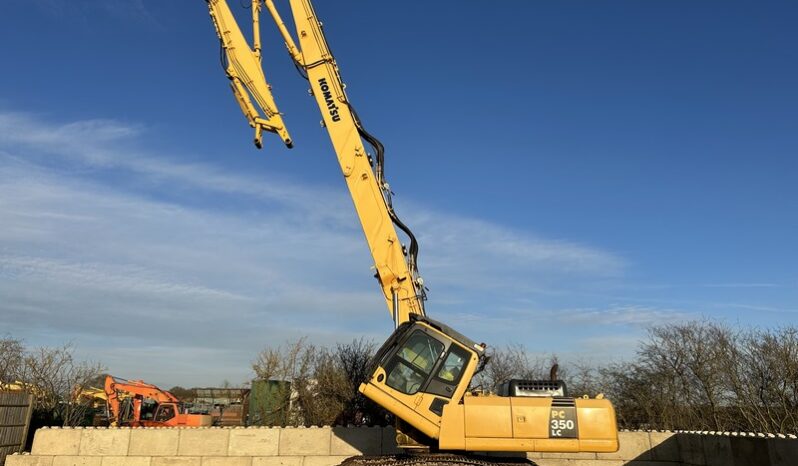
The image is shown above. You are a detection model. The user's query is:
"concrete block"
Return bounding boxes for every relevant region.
[101,457,152,466]
[251,457,302,466]
[483,452,529,460]
[278,428,331,456]
[331,427,381,455]
[5,456,54,466]
[178,430,230,457]
[540,452,597,459]
[80,429,131,456]
[624,462,681,466]
[379,427,401,455]
[730,437,770,466]
[629,462,684,466]
[583,461,628,466]
[703,435,734,466]
[52,457,103,466]
[228,429,279,457]
[531,460,572,466]
[546,461,624,466]
[648,432,679,462]
[32,429,82,455]
[301,457,349,466]
[677,433,706,465]
[129,429,180,456]
[201,457,252,466]
[768,438,798,466]
[596,432,651,461]
[151,457,201,466]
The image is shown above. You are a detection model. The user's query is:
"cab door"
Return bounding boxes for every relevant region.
[419,344,471,416]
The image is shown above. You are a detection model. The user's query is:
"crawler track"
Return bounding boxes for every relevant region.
[338,454,537,466]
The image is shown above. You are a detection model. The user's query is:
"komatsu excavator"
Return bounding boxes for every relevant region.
[204,0,619,459]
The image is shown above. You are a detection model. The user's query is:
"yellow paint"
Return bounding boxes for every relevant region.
[464,396,513,438]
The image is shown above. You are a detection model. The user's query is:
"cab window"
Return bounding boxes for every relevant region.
[154,404,176,422]
[436,344,469,383]
[386,331,444,395]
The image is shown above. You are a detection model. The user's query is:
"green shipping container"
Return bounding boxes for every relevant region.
[248,380,291,426]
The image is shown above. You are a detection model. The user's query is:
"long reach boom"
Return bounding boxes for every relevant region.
[207,0,426,326]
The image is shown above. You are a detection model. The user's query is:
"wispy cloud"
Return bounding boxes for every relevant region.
[701,283,780,289]
[415,212,625,278]
[0,110,629,385]
[558,305,691,327]
[0,112,353,225]
[719,303,798,314]
[577,334,643,358]
[14,0,158,26]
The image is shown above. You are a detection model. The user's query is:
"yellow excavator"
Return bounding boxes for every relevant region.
[204,0,619,459]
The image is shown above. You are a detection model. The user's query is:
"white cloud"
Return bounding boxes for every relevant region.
[0,111,629,385]
[701,283,780,288]
[412,211,625,291]
[576,335,642,359]
[0,112,353,224]
[14,0,157,25]
[559,305,690,327]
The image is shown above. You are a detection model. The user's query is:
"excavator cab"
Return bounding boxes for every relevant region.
[360,315,619,453]
[152,403,177,423]
[359,316,478,448]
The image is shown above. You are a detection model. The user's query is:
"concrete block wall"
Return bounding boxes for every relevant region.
[6,427,798,466]
[9,426,388,466]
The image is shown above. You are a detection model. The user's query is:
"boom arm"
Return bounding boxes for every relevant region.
[207,0,292,149]
[207,0,426,324]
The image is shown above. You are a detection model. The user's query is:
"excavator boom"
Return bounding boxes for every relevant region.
[207,0,425,326]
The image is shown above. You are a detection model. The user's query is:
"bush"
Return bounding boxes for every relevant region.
[252,337,387,426]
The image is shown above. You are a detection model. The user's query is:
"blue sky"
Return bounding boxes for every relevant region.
[1,0,796,387]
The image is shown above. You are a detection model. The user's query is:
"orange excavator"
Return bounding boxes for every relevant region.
[104,375,212,427]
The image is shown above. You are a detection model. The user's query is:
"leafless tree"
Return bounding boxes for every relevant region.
[17,343,105,426]
[252,338,383,426]
[476,343,561,390]
[0,336,25,385]
[567,361,603,398]
[252,338,313,425]
[594,320,798,434]
[335,339,386,425]
[168,386,196,401]
[725,327,798,433]
[295,348,349,425]
[1,338,105,426]
[635,320,737,430]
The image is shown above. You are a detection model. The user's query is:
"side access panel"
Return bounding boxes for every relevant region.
[463,396,512,438]
[454,395,618,453]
